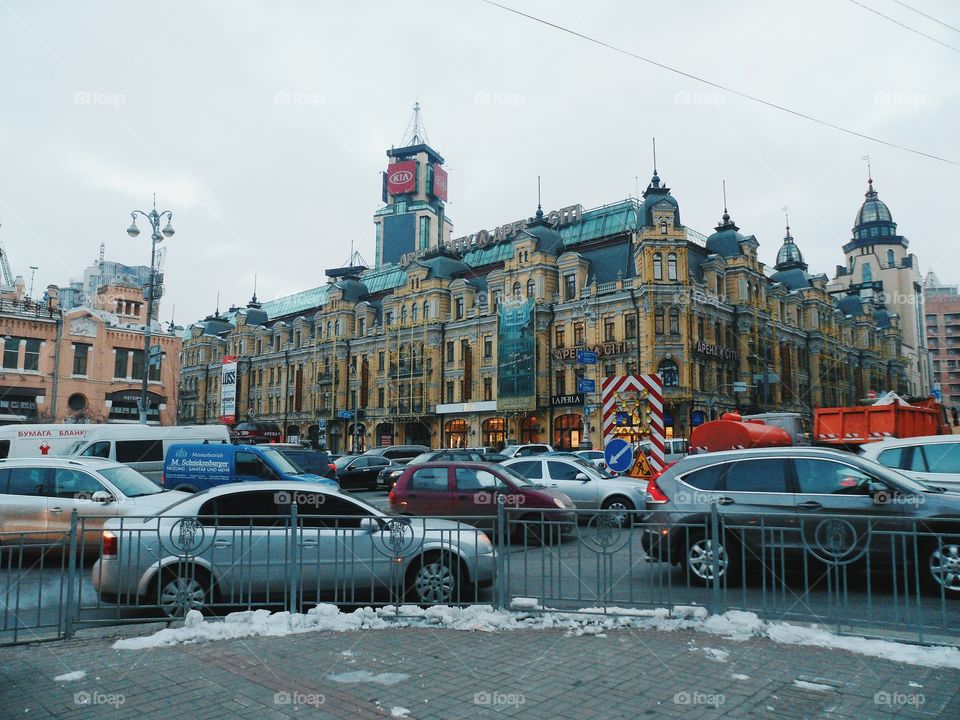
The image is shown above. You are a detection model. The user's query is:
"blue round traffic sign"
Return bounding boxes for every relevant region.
[604,438,634,473]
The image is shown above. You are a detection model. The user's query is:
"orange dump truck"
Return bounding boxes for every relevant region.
[814,398,950,446]
[690,412,793,453]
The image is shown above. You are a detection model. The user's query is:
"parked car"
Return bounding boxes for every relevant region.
[161,444,338,493]
[388,462,576,540]
[860,435,960,492]
[500,444,554,458]
[0,423,110,459]
[229,421,282,444]
[575,450,607,471]
[0,458,187,549]
[637,438,689,464]
[363,445,430,464]
[69,425,230,481]
[502,456,647,525]
[92,481,495,615]
[378,451,511,490]
[270,445,337,480]
[641,446,960,594]
[335,454,404,490]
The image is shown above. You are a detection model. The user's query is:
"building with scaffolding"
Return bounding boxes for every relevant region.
[178,112,918,451]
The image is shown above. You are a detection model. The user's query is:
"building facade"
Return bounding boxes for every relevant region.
[923,272,960,412]
[0,281,181,424]
[179,134,914,451]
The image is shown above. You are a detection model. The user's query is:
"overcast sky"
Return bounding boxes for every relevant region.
[2,0,958,325]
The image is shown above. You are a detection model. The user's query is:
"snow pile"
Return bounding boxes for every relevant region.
[112,603,960,670]
[328,671,409,686]
[53,671,86,682]
[793,680,836,693]
[391,708,410,718]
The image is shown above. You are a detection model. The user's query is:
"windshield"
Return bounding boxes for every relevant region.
[259,448,302,475]
[408,452,436,465]
[65,440,86,455]
[278,450,325,474]
[99,466,164,498]
[498,464,536,487]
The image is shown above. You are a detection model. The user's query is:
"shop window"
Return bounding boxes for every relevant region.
[445,419,468,449]
[482,417,507,450]
[552,414,584,451]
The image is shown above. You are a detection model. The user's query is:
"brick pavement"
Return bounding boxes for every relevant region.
[0,621,957,719]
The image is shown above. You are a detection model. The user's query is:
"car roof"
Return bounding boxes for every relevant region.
[188,480,348,498]
[859,435,959,453]
[0,457,124,469]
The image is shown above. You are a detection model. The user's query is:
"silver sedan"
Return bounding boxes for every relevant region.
[91,481,495,617]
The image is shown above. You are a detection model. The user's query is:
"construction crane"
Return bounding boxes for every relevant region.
[0,221,16,288]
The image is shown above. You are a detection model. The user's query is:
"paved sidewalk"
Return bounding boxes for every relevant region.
[1,621,957,719]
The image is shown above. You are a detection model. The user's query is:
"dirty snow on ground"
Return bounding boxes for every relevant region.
[111,602,960,671]
[694,647,730,663]
[390,708,410,718]
[731,673,750,681]
[327,671,410,686]
[793,680,836,693]
[909,681,923,687]
[53,671,86,682]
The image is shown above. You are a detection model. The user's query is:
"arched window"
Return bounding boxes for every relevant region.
[653,253,663,281]
[423,301,430,320]
[657,358,680,387]
[669,307,680,334]
[654,308,665,334]
[445,419,468,449]
[400,305,407,324]
[526,278,535,299]
[512,281,521,297]
[667,253,678,281]
[886,249,895,267]
[660,219,668,235]
[863,263,873,284]
[411,304,419,322]
[334,319,340,336]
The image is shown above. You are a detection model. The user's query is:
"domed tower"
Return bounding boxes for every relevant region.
[828,170,928,396]
[769,220,811,290]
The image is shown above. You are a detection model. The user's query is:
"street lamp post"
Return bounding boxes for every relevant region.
[126,202,175,425]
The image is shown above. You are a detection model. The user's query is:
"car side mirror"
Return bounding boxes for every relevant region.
[91,490,114,504]
[575,473,590,481]
[359,517,382,533]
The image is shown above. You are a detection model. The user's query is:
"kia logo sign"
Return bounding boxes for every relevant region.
[389,170,413,184]
[386,160,417,194]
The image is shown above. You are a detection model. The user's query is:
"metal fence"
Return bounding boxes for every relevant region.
[2,502,958,646]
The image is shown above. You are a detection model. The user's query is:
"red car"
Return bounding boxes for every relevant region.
[389,462,576,542]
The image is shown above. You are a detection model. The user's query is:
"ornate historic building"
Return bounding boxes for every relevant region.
[178,129,915,452]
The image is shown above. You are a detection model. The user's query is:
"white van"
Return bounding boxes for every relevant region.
[0,424,110,459]
[69,425,230,481]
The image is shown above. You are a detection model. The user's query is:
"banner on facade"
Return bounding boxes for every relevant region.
[386,161,417,195]
[220,355,238,425]
[432,164,448,201]
[497,298,537,411]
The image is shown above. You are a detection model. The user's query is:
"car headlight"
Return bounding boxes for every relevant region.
[553,498,566,509]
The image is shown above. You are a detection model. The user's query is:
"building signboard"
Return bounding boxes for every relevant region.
[693,341,738,362]
[497,298,537,412]
[432,163,448,201]
[220,355,238,425]
[551,393,584,407]
[555,342,626,362]
[386,160,417,195]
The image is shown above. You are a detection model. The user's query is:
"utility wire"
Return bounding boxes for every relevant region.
[477,0,960,167]
[847,0,960,53]
[892,0,960,35]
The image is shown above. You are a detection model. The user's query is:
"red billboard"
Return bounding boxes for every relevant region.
[386,161,417,195]
[432,164,448,201]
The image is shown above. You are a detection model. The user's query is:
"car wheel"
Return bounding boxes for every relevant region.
[153,566,212,618]
[408,556,460,604]
[682,532,739,587]
[924,537,960,596]
[601,496,635,528]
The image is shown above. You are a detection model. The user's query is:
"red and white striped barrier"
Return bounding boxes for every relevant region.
[601,374,665,472]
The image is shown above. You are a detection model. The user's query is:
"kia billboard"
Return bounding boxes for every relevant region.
[386,160,417,195]
[432,163,448,201]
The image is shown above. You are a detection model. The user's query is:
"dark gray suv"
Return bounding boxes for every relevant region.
[642,447,960,594]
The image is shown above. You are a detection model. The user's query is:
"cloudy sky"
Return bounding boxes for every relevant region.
[1,0,957,325]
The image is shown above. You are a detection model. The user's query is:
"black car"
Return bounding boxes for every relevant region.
[272,446,337,479]
[334,454,405,490]
[642,446,960,595]
[362,445,430,464]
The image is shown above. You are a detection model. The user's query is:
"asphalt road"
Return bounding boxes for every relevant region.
[2,488,957,646]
